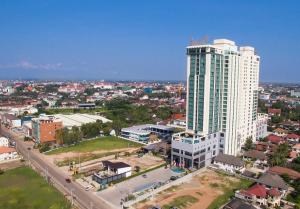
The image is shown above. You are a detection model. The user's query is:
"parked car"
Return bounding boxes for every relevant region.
[65,178,71,183]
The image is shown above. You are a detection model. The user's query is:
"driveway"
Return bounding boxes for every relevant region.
[97,166,182,208]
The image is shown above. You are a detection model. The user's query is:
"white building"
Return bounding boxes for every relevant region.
[291,89,300,97]
[182,39,259,156]
[259,93,270,101]
[171,131,221,169]
[0,137,9,147]
[213,153,245,173]
[256,113,268,140]
[0,147,18,162]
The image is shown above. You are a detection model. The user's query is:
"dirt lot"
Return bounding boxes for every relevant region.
[60,153,165,176]
[134,170,241,209]
[45,147,139,164]
[113,153,165,171]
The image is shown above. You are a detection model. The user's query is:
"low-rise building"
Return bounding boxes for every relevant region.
[0,137,9,147]
[273,128,288,137]
[243,150,267,167]
[32,115,63,144]
[267,134,283,145]
[257,173,288,195]
[92,161,131,185]
[235,183,281,208]
[268,108,281,116]
[121,124,174,143]
[0,147,18,161]
[286,133,300,143]
[171,131,221,169]
[1,113,21,128]
[213,153,245,173]
[291,89,300,97]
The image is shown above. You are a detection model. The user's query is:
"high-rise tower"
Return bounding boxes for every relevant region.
[185,39,260,155]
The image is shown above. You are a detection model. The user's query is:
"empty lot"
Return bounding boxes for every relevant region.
[134,169,253,209]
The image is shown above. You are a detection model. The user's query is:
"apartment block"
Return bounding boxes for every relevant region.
[32,115,63,144]
[171,38,260,167]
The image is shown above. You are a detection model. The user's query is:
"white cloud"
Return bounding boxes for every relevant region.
[0,61,63,70]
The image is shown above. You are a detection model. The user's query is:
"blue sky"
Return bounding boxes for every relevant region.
[0,0,299,82]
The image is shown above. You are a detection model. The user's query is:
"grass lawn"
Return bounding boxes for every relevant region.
[0,166,70,209]
[47,136,142,155]
[206,175,253,209]
[162,195,198,209]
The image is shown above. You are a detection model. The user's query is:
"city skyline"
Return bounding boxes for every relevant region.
[0,0,300,83]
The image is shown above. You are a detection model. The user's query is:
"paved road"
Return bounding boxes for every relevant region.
[0,126,115,209]
[98,166,181,208]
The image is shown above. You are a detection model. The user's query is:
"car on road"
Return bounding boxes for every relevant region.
[27,147,31,150]
[142,174,147,178]
[65,178,71,183]
[170,176,179,181]
[85,186,90,191]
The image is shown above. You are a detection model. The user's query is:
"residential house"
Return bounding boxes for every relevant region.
[267,134,283,145]
[286,133,300,143]
[235,183,281,208]
[268,108,281,116]
[214,153,245,173]
[257,173,288,195]
[243,150,267,168]
[0,147,18,162]
[273,128,288,137]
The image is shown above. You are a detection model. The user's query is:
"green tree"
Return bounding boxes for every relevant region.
[244,137,253,151]
[269,142,290,166]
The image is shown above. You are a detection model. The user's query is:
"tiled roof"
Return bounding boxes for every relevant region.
[268,188,281,197]
[287,133,300,139]
[267,134,283,144]
[214,153,244,167]
[241,184,267,198]
[273,128,289,134]
[243,150,266,161]
[257,173,288,190]
[0,146,17,154]
[268,108,281,114]
[268,166,300,180]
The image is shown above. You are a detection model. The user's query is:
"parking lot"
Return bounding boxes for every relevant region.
[97,167,181,208]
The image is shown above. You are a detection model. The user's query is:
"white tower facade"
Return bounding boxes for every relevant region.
[186,39,260,155]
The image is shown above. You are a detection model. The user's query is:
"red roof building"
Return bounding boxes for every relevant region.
[240,184,267,198]
[268,108,281,116]
[267,134,283,144]
[287,133,300,141]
